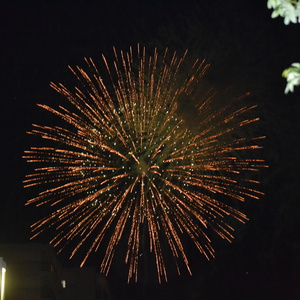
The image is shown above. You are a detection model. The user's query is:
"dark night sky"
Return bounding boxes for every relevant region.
[1,0,300,299]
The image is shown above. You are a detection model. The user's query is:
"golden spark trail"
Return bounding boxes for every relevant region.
[24,45,266,283]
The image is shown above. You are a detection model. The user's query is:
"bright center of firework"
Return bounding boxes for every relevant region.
[135,159,149,175]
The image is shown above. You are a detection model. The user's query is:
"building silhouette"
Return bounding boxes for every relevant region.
[0,243,110,300]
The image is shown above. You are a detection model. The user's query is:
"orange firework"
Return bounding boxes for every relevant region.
[24,45,266,283]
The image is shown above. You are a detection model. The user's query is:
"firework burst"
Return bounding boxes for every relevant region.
[24,45,265,283]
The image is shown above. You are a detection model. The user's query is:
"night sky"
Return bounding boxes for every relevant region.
[1,0,300,299]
